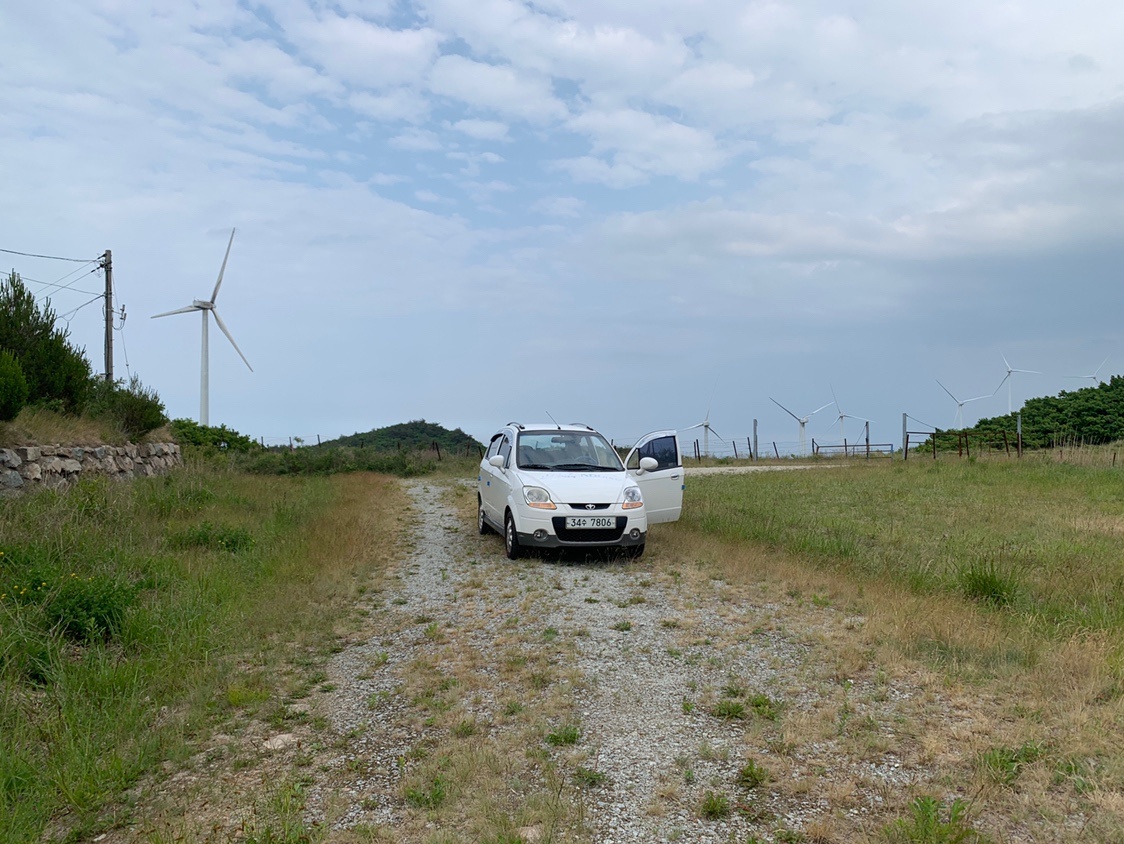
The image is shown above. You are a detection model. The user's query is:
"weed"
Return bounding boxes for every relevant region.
[502,701,524,716]
[169,521,255,553]
[545,724,580,746]
[699,790,731,819]
[957,561,1019,608]
[682,698,695,714]
[404,774,447,809]
[880,796,992,843]
[977,741,1046,785]
[452,720,477,738]
[736,759,770,789]
[711,699,746,720]
[748,693,780,721]
[611,620,632,632]
[542,626,559,641]
[574,766,609,787]
[722,682,746,698]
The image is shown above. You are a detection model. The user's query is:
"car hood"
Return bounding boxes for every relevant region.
[520,470,631,503]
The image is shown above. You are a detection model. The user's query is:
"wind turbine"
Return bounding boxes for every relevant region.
[995,354,1040,415]
[828,387,870,445]
[684,407,723,457]
[770,397,832,457]
[152,228,252,426]
[936,379,991,429]
[1066,356,1109,387]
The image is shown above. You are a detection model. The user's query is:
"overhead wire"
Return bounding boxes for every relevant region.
[0,246,99,262]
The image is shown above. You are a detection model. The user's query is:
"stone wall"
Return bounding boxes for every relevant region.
[0,443,182,495]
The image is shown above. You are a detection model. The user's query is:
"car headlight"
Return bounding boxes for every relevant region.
[622,486,643,509]
[523,486,557,510]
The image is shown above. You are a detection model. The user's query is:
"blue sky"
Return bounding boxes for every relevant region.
[3,0,1123,451]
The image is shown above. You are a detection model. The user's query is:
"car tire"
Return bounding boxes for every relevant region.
[478,497,491,535]
[504,512,522,560]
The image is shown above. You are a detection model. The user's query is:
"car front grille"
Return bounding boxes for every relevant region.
[552,516,627,543]
[567,503,610,510]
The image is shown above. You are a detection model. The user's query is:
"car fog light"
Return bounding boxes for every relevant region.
[533,529,548,541]
[630,528,641,540]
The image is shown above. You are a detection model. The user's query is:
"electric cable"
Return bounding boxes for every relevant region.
[0,247,99,262]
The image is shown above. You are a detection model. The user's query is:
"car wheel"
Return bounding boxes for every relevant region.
[478,497,491,535]
[504,512,522,560]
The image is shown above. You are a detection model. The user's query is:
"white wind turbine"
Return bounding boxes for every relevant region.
[152,228,252,426]
[996,354,1040,415]
[828,387,870,445]
[684,406,723,457]
[770,397,832,457]
[1066,356,1109,387]
[936,379,991,429]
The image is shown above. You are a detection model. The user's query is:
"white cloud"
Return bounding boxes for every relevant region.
[292,13,442,88]
[388,127,443,150]
[532,196,585,217]
[350,89,430,123]
[451,118,511,141]
[427,55,567,123]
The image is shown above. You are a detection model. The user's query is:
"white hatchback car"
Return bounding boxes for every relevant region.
[478,422,684,559]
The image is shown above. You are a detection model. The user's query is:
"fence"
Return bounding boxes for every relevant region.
[255,436,484,460]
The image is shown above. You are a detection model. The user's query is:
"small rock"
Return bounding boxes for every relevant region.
[263,733,299,751]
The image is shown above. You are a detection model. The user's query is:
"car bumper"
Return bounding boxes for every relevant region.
[515,512,647,548]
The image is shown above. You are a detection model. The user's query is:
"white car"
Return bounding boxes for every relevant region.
[477,422,684,559]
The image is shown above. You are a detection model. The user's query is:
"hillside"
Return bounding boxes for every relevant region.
[322,419,483,453]
[926,374,1124,448]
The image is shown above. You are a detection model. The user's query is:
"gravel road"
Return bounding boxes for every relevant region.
[298,480,946,842]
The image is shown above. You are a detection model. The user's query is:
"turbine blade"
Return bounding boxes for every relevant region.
[1094,356,1109,376]
[151,304,200,318]
[682,421,706,431]
[210,308,253,372]
[210,228,236,303]
[811,402,834,416]
[935,379,959,403]
[1001,353,1012,372]
[994,372,1011,394]
[707,426,724,441]
[770,397,801,422]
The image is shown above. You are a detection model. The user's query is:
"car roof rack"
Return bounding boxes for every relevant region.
[568,423,594,431]
[506,422,525,430]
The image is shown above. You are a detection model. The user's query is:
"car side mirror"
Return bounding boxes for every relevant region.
[488,455,506,469]
[638,456,659,473]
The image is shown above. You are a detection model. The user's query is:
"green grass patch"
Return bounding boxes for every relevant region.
[545,724,580,746]
[880,795,992,843]
[684,461,1124,634]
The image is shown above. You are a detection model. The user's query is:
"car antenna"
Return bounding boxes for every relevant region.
[545,411,561,430]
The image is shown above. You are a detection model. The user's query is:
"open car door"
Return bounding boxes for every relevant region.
[624,430,684,524]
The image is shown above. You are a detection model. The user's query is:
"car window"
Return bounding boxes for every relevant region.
[485,434,502,460]
[516,431,623,470]
[497,435,512,466]
[627,435,680,471]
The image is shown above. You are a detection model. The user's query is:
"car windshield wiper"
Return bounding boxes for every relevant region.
[553,463,620,472]
[518,463,555,471]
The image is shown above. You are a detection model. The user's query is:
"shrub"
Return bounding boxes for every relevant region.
[545,724,580,746]
[880,796,992,843]
[171,418,259,452]
[0,271,93,412]
[736,759,770,789]
[699,790,731,819]
[0,349,29,421]
[85,374,167,439]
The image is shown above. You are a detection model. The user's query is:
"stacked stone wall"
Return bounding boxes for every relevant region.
[0,443,182,495]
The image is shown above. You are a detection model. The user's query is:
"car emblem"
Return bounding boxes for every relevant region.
[585,504,596,510]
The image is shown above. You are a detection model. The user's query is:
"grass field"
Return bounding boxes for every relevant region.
[0,459,406,844]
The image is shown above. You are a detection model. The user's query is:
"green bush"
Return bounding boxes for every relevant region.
[0,348,29,421]
[0,271,93,412]
[86,374,167,439]
[881,796,992,843]
[171,418,259,452]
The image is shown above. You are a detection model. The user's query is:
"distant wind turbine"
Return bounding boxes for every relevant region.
[684,407,723,458]
[996,354,1040,415]
[1066,356,1109,387]
[152,228,252,426]
[828,387,870,444]
[936,379,991,429]
[770,397,832,457]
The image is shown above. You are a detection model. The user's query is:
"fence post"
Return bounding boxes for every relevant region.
[289,437,293,451]
[812,437,817,455]
[1017,412,1023,458]
[902,413,907,458]
[732,441,739,459]
[933,431,937,460]
[435,441,441,461]
[1003,431,1010,457]
[753,419,758,463]
[317,434,321,448]
[773,442,780,459]
[747,437,752,460]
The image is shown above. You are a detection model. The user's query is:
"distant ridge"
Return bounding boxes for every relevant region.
[322,419,483,453]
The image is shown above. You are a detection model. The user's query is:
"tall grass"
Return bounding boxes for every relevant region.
[0,463,405,843]
[684,460,1124,638]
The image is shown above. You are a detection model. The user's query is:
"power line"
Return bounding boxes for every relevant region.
[58,293,105,324]
[0,246,99,262]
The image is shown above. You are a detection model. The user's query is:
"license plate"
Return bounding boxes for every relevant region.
[565,516,616,529]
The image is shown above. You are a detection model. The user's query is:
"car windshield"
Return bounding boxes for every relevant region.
[515,430,624,472]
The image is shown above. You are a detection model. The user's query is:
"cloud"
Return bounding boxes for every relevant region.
[427,55,567,123]
[350,89,431,123]
[451,118,510,141]
[532,196,585,217]
[291,13,442,88]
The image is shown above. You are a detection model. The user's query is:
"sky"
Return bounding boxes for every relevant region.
[3,0,1124,454]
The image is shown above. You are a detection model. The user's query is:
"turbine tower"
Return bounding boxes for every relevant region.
[996,354,1039,415]
[936,379,990,429]
[770,397,832,457]
[152,228,252,426]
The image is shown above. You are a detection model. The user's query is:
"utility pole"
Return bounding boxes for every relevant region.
[101,250,113,382]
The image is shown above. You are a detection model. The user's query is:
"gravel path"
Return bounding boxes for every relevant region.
[301,481,944,842]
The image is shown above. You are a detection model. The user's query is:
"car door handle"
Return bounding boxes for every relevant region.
[671,474,680,479]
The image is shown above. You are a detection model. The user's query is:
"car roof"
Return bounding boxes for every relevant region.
[509,422,599,434]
